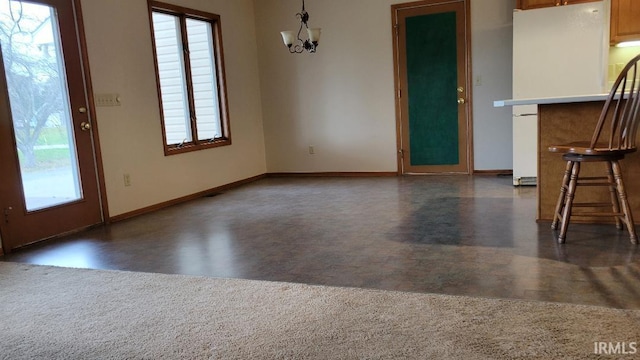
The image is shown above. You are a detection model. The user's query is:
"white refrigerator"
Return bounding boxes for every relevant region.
[512,2,607,186]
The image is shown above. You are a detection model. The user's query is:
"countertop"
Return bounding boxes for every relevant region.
[493,93,610,107]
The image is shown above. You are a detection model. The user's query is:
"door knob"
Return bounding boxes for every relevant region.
[80,121,91,131]
[457,98,466,104]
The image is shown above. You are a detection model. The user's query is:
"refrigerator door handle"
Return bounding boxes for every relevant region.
[514,113,538,117]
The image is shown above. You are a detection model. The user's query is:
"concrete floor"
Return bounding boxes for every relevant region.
[2,175,639,309]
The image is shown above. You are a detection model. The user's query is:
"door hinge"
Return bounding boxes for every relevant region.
[398,149,404,158]
[4,206,12,223]
[397,88,401,98]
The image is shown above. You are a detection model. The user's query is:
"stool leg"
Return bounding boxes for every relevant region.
[558,161,580,244]
[611,160,638,244]
[606,161,623,230]
[551,160,573,230]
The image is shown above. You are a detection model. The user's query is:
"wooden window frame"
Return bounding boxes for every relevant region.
[148,0,231,156]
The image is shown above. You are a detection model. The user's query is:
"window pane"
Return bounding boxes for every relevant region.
[152,12,191,145]
[186,18,221,141]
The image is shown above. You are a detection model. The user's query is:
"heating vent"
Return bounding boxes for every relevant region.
[513,176,537,186]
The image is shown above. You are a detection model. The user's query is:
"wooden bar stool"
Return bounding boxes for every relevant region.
[548,54,640,244]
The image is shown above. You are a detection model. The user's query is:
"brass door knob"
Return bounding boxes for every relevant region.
[457,98,466,104]
[80,121,91,131]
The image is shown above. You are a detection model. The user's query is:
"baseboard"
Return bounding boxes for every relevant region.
[109,174,266,223]
[473,169,513,176]
[267,172,398,177]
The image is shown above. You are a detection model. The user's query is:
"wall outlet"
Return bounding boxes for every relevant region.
[123,173,131,187]
[309,145,315,155]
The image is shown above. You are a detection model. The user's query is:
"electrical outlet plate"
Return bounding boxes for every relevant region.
[95,93,121,107]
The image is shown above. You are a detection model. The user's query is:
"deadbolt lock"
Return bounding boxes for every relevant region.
[457,87,464,93]
[79,107,87,113]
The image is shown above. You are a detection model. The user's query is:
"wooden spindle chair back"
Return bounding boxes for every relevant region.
[549,54,640,244]
[591,54,640,152]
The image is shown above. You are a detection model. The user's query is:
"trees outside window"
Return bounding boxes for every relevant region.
[0,2,67,169]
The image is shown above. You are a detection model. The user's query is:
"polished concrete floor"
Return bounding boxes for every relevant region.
[2,176,640,309]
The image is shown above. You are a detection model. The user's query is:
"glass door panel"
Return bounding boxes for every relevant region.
[0,1,82,211]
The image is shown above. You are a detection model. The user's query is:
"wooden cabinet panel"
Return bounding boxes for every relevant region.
[517,0,560,9]
[567,0,602,5]
[516,0,599,10]
[610,0,640,44]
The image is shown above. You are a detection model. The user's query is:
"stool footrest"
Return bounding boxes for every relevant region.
[576,182,614,186]
[577,176,609,181]
[571,212,623,217]
[572,202,616,207]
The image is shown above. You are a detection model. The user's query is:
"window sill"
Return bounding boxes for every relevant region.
[164,138,231,156]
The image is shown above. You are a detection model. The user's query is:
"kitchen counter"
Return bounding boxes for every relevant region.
[493,94,609,107]
[494,95,640,225]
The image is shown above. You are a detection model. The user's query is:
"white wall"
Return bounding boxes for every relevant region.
[471,0,514,170]
[80,0,267,217]
[254,0,514,173]
[254,0,398,173]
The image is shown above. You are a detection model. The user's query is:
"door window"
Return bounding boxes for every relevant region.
[0,1,82,211]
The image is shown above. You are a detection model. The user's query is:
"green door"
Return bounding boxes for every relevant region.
[393,0,470,174]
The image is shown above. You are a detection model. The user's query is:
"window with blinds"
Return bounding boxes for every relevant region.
[149,1,230,155]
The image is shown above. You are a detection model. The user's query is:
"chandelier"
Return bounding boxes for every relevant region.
[280,0,321,53]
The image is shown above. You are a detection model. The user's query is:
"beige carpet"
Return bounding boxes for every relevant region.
[1,263,639,359]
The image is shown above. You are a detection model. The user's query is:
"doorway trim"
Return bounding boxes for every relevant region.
[391,0,474,175]
[73,0,110,222]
